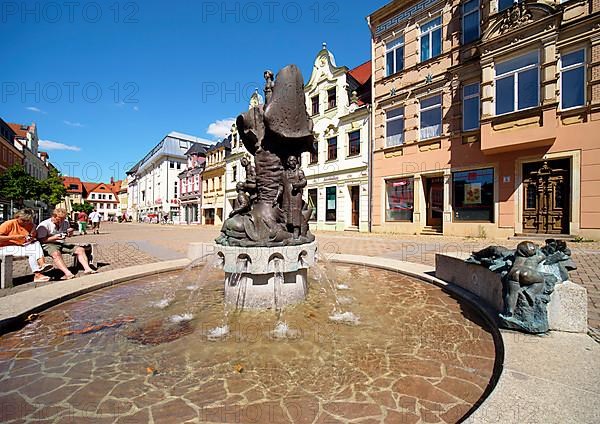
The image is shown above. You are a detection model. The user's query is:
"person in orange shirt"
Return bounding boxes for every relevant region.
[0,209,53,283]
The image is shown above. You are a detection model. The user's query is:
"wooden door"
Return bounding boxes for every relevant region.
[426,177,444,228]
[522,160,570,234]
[351,186,360,227]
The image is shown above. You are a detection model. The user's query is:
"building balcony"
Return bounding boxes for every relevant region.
[480,106,556,154]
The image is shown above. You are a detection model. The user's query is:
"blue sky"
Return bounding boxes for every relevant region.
[0,0,388,182]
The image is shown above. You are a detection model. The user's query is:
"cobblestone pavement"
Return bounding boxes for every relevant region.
[5,222,599,341]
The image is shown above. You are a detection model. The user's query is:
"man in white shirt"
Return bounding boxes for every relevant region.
[89,209,101,235]
[37,208,97,279]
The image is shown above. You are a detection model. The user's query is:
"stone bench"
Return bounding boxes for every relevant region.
[435,253,588,333]
[0,244,96,289]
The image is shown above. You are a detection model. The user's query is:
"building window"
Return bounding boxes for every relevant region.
[420,95,442,140]
[495,51,539,115]
[327,88,337,109]
[420,16,442,62]
[348,131,360,156]
[463,83,480,131]
[327,137,337,160]
[310,141,318,164]
[560,49,585,110]
[326,186,336,222]
[311,95,319,115]
[386,107,404,147]
[170,161,175,169]
[91,194,95,199]
[386,37,404,76]
[385,178,414,222]
[174,182,178,199]
[462,0,480,44]
[498,0,520,12]
[453,168,494,222]
[177,163,181,170]
[308,188,318,221]
[232,165,237,182]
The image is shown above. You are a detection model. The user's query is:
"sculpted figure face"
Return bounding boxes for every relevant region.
[287,155,298,170]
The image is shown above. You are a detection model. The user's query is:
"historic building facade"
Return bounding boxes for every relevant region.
[127,132,214,222]
[179,143,207,224]
[201,138,230,226]
[8,122,48,180]
[302,45,371,232]
[368,0,600,238]
[224,123,250,220]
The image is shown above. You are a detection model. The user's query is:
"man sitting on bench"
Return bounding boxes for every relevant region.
[0,209,53,283]
[36,208,97,280]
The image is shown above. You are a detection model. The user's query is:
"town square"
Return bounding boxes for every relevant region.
[1,0,600,423]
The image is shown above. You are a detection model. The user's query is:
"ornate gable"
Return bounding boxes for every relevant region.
[305,43,347,92]
[483,1,557,42]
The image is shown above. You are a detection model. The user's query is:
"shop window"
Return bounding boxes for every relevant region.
[385,178,414,221]
[453,168,494,222]
[326,186,336,222]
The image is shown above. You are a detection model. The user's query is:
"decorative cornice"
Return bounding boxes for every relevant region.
[374,0,441,36]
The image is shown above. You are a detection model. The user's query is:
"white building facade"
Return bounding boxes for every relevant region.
[127,132,214,223]
[8,122,49,180]
[302,45,372,232]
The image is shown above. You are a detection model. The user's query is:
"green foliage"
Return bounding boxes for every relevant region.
[0,165,43,207]
[0,165,68,208]
[72,202,94,214]
[40,168,67,207]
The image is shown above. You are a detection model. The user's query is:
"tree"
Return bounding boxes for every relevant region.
[72,202,94,214]
[40,168,67,207]
[0,165,42,207]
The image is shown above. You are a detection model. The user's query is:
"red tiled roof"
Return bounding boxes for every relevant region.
[348,61,371,85]
[63,176,83,193]
[7,123,29,139]
[110,180,122,195]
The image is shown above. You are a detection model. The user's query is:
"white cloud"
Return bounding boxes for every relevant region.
[64,120,85,128]
[26,106,46,114]
[133,106,139,112]
[39,139,81,151]
[207,118,235,139]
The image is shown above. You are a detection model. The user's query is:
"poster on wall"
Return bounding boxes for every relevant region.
[464,182,482,205]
